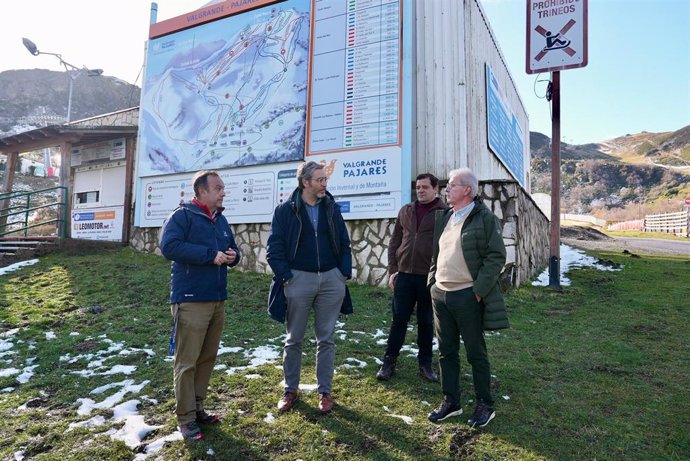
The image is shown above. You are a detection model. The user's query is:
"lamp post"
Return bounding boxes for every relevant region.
[22,37,103,123]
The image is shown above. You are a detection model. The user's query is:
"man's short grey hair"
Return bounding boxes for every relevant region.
[448,168,479,197]
[296,161,324,190]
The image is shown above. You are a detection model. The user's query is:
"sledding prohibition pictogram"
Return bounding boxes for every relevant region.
[533,19,577,62]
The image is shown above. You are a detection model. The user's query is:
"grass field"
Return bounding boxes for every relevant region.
[0,246,688,460]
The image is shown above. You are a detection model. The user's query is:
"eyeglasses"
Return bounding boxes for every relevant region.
[446,182,466,190]
[310,177,328,184]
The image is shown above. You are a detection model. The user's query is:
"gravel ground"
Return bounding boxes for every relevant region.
[561,227,690,256]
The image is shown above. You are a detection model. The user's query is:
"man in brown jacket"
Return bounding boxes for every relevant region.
[376,173,448,382]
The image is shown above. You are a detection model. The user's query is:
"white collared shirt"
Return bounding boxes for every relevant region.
[453,201,475,224]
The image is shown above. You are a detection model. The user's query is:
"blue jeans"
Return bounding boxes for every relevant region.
[283,268,346,394]
[384,272,434,365]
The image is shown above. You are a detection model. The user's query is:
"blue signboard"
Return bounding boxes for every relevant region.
[485,64,526,187]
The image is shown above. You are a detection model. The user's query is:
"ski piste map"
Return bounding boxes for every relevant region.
[135,0,411,226]
[139,1,310,176]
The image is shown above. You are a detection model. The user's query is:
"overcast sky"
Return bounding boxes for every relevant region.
[0,1,197,85]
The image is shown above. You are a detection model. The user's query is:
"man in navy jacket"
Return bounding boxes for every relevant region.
[267,161,352,415]
[160,170,240,440]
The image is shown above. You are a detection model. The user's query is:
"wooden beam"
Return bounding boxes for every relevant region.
[0,151,19,231]
[0,134,81,155]
[58,141,73,238]
[122,136,136,243]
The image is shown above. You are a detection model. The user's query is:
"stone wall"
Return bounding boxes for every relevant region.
[511,183,550,286]
[130,180,549,288]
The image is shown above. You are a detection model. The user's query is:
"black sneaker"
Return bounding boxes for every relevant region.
[428,400,463,422]
[468,400,495,428]
[179,421,203,440]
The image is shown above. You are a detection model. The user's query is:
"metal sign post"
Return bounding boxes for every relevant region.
[526,0,588,289]
[548,71,561,288]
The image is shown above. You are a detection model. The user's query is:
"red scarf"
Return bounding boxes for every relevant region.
[192,198,214,221]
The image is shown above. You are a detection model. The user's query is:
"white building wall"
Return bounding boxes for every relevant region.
[465,0,530,184]
[414,0,468,177]
[414,0,530,183]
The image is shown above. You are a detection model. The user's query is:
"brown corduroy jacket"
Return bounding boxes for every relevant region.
[388,197,448,275]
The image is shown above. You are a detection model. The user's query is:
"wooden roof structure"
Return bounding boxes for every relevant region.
[0,107,139,154]
[0,107,139,240]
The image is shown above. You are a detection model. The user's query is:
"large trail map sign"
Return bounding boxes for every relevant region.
[135,0,412,226]
[139,2,310,175]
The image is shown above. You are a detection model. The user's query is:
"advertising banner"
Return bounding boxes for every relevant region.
[72,207,124,242]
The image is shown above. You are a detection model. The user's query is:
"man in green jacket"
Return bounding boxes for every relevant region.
[427,168,508,427]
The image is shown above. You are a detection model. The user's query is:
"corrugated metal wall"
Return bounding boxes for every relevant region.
[414,0,468,176]
[414,0,530,184]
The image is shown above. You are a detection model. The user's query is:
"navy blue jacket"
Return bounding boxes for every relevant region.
[266,188,353,322]
[267,188,352,283]
[160,202,240,304]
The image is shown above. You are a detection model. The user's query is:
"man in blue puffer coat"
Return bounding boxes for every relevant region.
[160,170,240,440]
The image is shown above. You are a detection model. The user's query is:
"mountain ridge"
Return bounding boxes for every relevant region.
[530,128,690,220]
[0,69,141,133]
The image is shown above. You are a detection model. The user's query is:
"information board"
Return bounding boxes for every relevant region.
[71,138,126,167]
[485,64,526,187]
[307,0,401,153]
[135,0,412,226]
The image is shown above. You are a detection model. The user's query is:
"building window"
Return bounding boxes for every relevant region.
[76,191,99,204]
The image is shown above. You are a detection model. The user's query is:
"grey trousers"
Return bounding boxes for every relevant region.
[283,268,346,394]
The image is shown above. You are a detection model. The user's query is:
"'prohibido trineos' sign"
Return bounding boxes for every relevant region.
[526,0,588,74]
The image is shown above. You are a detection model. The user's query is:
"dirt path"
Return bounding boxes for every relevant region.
[561,228,690,256]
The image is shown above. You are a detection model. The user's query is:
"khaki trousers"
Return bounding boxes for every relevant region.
[171,301,225,424]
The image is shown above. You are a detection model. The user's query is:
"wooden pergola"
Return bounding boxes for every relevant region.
[0,108,139,240]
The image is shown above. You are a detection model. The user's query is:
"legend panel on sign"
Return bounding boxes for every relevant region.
[308,0,402,154]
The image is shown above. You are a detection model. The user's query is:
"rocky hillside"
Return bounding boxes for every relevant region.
[0,69,141,133]
[530,127,690,219]
[599,127,690,167]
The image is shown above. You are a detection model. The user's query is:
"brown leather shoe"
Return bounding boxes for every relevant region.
[318,393,334,414]
[278,391,298,412]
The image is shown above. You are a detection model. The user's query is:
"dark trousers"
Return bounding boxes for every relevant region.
[384,272,434,365]
[431,285,493,406]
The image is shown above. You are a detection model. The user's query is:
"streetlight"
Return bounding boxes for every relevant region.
[22,37,103,123]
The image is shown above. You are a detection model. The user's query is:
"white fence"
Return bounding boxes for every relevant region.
[644,210,689,236]
[561,213,607,228]
[608,219,644,231]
